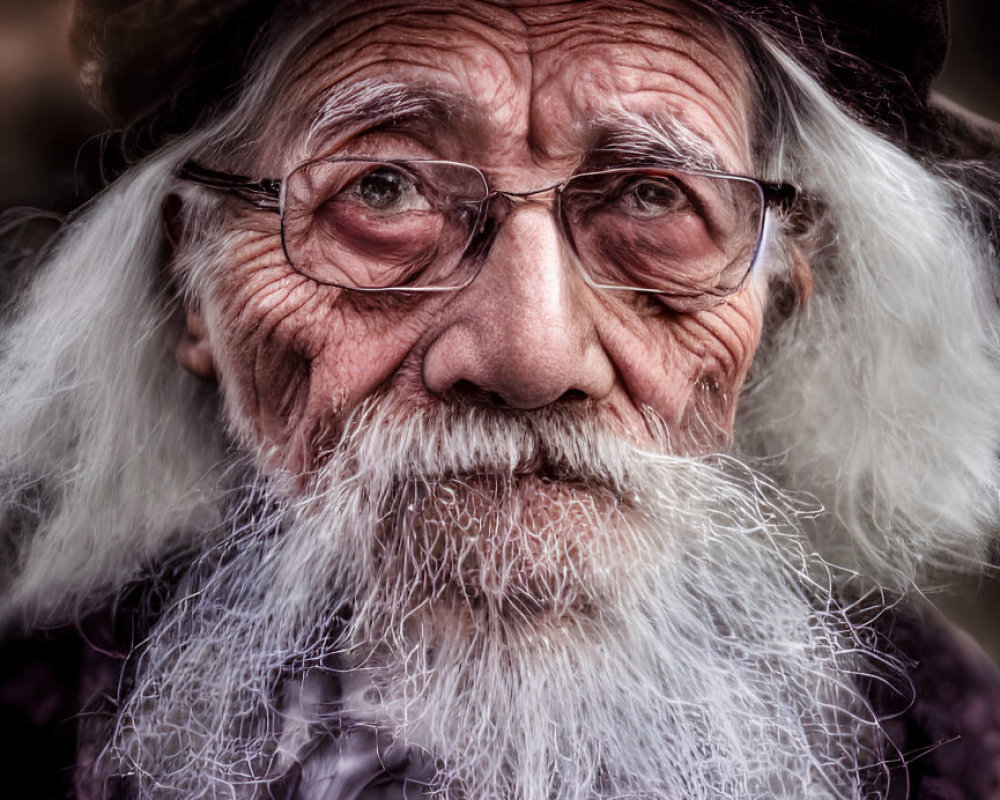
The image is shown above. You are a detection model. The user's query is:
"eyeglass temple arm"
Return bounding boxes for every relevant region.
[761,181,799,212]
[178,161,282,211]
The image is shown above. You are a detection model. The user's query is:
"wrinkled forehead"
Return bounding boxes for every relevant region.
[262,0,752,173]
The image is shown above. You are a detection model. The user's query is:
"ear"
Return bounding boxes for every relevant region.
[163,194,217,380]
[176,308,216,379]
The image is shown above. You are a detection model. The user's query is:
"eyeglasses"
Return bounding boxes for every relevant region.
[179,157,796,311]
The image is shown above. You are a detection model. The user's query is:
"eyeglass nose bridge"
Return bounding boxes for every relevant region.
[488,178,563,212]
[471,181,569,260]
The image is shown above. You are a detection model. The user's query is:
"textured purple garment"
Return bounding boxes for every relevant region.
[0,631,83,799]
[272,725,436,800]
[2,599,1000,798]
[870,603,1000,799]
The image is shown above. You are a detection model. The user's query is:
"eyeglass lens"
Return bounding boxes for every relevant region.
[281,158,765,305]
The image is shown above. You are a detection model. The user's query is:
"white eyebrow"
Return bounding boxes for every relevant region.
[589,111,724,172]
[303,82,724,174]
[305,79,479,153]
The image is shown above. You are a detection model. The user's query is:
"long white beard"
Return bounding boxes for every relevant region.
[109,397,890,799]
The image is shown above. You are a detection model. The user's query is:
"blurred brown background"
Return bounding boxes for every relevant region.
[0,1,102,214]
[936,0,1000,120]
[0,0,997,656]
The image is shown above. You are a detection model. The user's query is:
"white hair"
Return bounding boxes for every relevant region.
[1,15,996,628]
[0,148,227,627]
[736,41,1000,583]
[0,13,329,627]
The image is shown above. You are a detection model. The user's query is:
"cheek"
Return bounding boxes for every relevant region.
[676,296,765,438]
[600,289,764,446]
[205,230,431,471]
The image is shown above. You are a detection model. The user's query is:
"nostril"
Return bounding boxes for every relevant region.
[446,381,589,409]
[448,379,510,408]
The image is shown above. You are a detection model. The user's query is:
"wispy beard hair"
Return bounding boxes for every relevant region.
[109,396,891,800]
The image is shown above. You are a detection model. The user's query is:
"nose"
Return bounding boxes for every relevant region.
[421,202,616,409]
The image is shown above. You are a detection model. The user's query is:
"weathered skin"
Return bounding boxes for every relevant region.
[175,0,767,474]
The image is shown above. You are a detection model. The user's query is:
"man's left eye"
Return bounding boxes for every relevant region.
[618,177,688,214]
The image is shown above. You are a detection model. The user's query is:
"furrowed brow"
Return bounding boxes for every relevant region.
[305,79,480,153]
[589,112,723,172]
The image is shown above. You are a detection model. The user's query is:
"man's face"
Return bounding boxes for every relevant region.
[179,0,766,474]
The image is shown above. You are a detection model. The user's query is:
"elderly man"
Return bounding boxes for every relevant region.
[1,0,999,798]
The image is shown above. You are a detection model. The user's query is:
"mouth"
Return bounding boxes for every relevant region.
[366,465,640,625]
[388,435,639,504]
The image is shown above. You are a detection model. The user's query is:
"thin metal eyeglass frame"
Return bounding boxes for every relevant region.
[178,158,798,297]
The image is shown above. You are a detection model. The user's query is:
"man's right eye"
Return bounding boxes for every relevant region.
[349,166,429,213]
